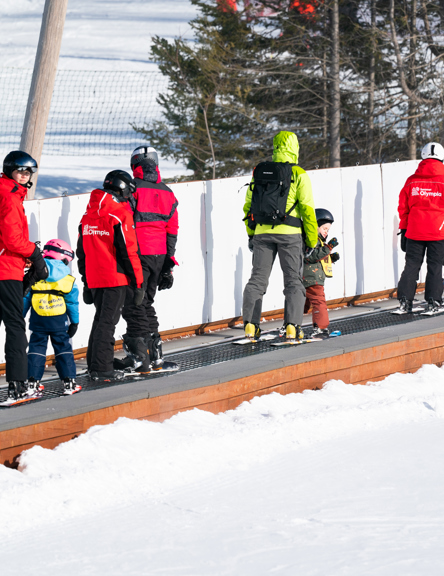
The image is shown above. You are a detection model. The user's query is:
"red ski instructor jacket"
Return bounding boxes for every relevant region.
[0,173,36,281]
[77,189,143,289]
[398,159,444,241]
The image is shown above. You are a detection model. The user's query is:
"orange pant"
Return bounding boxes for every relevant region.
[304,285,329,329]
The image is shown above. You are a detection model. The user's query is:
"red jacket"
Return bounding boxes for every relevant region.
[0,173,35,281]
[398,159,444,241]
[130,166,179,256]
[77,190,143,289]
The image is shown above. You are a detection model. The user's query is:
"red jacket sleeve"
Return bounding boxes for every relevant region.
[0,195,35,257]
[398,180,410,230]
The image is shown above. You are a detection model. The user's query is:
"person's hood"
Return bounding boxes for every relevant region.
[44,258,70,282]
[414,158,444,177]
[132,165,162,183]
[87,188,124,213]
[272,131,300,164]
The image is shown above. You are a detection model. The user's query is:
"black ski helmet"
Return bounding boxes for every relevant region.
[315,208,334,226]
[130,146,159,171]
[3,150,38,182]
[103,170,136,200]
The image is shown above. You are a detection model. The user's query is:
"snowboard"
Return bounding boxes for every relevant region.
[123,361,179,375]
[390,304,426,315]
[270,338,323,347]
[420,306,444,317]
[0,388,44,407]
[232,332,278,345]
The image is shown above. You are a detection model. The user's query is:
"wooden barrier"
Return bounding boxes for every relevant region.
[0,325,441,468]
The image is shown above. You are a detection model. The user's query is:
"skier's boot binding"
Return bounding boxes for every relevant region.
[244,322,261,341]
[397,297,413,314]
[63,378,79,393]
[146,332,164,370]
[424,298,442,314]
[311,325,330,339]
[90,370,125,381]
[7,381,28,400]
[285,323,304,342]
[27,377,43,393]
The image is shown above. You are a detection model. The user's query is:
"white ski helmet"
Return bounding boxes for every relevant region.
[421,142,444,162]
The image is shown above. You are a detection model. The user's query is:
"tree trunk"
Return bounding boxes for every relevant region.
[368,0,376,163]
[408,0,418,160]
[20,0,68,199]
[329,0,341,168]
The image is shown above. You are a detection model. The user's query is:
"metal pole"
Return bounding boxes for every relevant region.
[20,0,68,199]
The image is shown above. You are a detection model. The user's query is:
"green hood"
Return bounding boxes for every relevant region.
[272,131,299,164]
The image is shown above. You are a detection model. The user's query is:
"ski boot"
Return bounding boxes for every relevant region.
[311,325,330,340]
[146,332,164,370]
[7,381,29,400]
[285,323,304,342]
[244,322,261,341]
[422,298,442,315]
[27,377,44,395]
[63,378,81,395]
[394,297,413,314]
[119,334,151,372]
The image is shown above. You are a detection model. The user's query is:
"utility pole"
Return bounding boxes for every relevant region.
[20,0,68,199]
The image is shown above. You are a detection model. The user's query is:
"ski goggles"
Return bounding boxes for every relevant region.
[16,166,38,173]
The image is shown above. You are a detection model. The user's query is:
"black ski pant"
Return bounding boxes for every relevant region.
[397,238,444,302]
[0,280,28,382]
[87,286,126,373]
[122,254,165,336]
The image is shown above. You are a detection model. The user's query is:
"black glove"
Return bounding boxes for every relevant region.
[23,265,39,296]
[133,286,145,306]
[327,237,339,250]
[29,244,48,281]
[83,287,94,305]
[158,256,176,291]
[248,236,254,252]
[399,229,407,252]
[67,323,78,338]
[331,252,340,263]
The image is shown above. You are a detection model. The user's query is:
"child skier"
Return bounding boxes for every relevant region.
[23,239,80,395]
[302,209,340,339]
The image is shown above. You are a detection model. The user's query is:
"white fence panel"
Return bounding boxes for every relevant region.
[0,160,428,365]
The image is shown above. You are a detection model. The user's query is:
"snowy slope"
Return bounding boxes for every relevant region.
[3,366,444,574]
[1,0,197,195]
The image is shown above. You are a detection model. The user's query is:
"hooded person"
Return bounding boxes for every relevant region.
[76,170,144,381]
[119,146,179,373]
[395,142,444,315]
[0,150,49,402]
[242,131,318,341]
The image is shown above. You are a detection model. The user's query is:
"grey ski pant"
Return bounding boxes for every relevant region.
[242,233,305,326]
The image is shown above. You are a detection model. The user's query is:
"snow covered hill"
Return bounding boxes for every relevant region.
[3,365,444,574]
[1,0,197,196]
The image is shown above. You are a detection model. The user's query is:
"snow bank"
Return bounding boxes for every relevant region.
[2,364,444,537]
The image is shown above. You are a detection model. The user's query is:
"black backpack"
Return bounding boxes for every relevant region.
[244,161,302,230]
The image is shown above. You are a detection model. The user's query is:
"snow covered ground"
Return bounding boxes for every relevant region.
[1,0,197,195]
[3,365,444,575]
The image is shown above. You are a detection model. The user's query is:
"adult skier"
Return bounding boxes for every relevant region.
[395,142,444,314]
[0,151,48,402]
[77,170,144,380]
[242,131,318,341]
[119,146,179,372]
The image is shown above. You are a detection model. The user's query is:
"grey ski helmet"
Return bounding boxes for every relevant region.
[130,146,159,170]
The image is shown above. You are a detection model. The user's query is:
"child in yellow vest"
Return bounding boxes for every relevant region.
[302,209,340,339]
[23,239,80,394]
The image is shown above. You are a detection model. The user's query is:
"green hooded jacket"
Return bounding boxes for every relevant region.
[243,131,318,247]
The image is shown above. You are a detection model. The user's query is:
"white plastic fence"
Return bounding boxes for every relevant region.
[0,159,422,363]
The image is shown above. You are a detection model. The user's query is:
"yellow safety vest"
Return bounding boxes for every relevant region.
[319,240,333,278]
[31,275,75,317]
